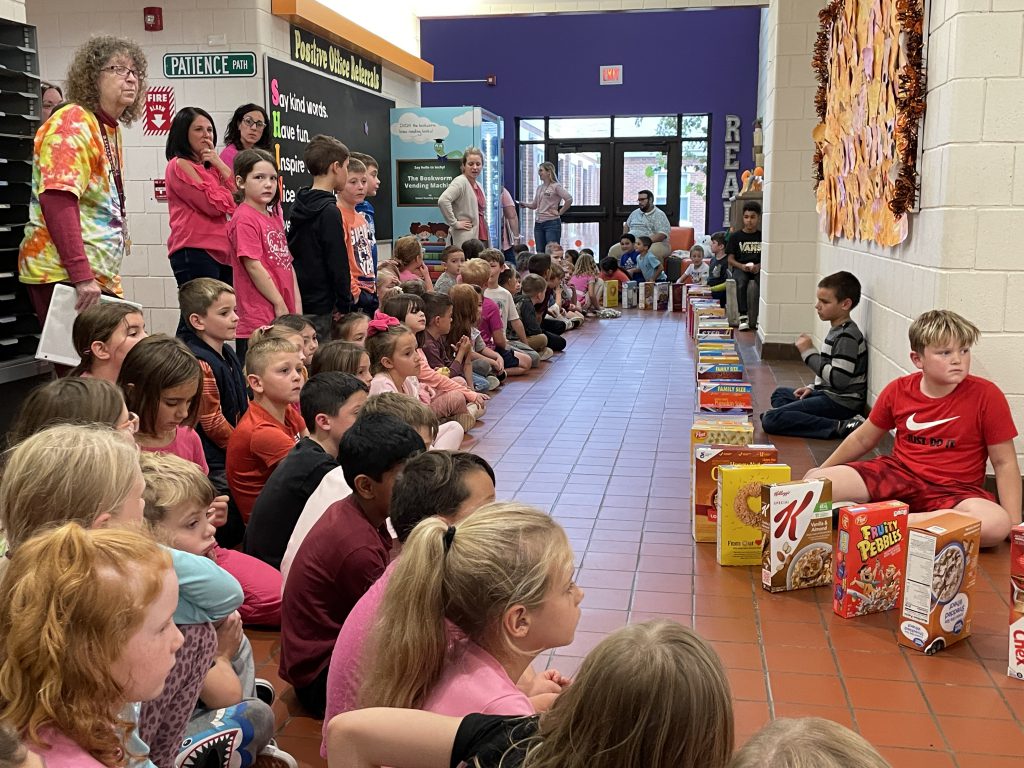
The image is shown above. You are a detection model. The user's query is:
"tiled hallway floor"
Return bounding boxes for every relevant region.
[250,310,1024,767]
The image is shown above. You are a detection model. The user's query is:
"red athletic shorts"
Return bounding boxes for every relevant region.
[848,455,995,512]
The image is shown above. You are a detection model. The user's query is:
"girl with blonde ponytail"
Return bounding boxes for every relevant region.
[357,502,582,716]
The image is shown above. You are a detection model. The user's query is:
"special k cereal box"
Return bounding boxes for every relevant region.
[898,512,981,654]
[691,444,777,543]
[697,381,753,415]
[833,501,909,618]
[762,479,833,593]
[1009,524,1024,680]
[716,464,791,566]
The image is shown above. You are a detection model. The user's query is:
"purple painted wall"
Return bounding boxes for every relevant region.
[419,8,762,229]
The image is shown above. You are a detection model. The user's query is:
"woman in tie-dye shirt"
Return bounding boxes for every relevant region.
[19,36,147,322]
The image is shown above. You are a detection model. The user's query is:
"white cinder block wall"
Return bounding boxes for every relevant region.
[1,0,25,23]
[28,0,420,336]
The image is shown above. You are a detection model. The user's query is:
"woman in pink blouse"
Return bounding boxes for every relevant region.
[518,161,572,255]
[164,107,237,286]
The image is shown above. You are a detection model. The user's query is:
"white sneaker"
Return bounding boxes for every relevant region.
[486,375,501,391]
[539,348,554,361]
[259,742,298,768]
[738,322,750,331]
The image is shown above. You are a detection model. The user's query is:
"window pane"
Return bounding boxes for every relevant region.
[519,118,545,141]
[681,114,710,138]
[548,117,611,139]
[613,115,677,137]
[518,143,547,241]
[561,221,601,253]
[557,151,602,207]
[621,150,668,206]
[679,142,708,238]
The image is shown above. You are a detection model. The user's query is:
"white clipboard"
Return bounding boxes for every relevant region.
[35,283,143,367]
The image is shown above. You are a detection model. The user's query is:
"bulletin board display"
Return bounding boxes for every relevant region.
[265,55,395,238]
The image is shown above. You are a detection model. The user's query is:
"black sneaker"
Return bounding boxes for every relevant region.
[836,415,865,438]
[255,677,276,706]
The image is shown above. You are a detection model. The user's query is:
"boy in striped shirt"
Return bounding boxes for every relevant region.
[761,271,867,440]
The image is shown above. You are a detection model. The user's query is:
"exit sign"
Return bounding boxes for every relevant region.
[600,65,623,86]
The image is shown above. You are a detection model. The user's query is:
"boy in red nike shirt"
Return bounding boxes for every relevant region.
[808,310,1019,547]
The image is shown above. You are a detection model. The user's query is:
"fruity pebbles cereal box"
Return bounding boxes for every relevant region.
[833,501,909,618]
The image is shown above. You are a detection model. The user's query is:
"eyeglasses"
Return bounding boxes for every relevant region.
[103,65,141,80]
[242,117,266,129]
[117,411,140,434]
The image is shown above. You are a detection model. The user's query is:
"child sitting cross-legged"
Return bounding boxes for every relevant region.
[807,309,1020,547]
[449,284,504,390]
[365,312,467,449]
[392,235,434,290]
[138,452,292,767]
[280,413,425,718]
[546,263,584,329]
[420,292,482,392]
[569,251,601,315]
[678,245,709,285]
[516,274,566,353]
[244,372,368,569]
[310,340,371,386]
[498,267,552,360]
[356,504,583,717]
[320,449,497,756]
[334,310,370,345]
[481,250,543,364]
[460,257,532,376]
[434,244,464,295]
[226,337,308,524]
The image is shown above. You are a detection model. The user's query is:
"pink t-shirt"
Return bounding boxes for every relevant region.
[477,297,503,349]
[228,202,296,338]
[215,546,282,626]
[422,638,534,717]
[27,728,106,768]
[472,182,488,246]
[140,426,209,473]
[220,143,239,170]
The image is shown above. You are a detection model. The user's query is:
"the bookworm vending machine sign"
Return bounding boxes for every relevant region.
[264,55,394,235]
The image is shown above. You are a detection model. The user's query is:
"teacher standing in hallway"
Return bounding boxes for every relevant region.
[438,147,489,248]
[518,161,572,254]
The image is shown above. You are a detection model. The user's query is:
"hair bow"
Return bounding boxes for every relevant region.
[365,311,400,338]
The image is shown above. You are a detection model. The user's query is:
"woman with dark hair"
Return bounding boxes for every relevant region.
[19,35,147,321]
[40,82,63,121]
[220,103,271,169]
[164,106,237,286]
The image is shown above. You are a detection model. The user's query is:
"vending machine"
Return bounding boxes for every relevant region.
[389,106,504,255]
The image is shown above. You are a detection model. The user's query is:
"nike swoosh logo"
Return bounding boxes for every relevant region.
[906,414,960,432]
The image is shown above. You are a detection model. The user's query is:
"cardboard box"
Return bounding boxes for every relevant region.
[898,512,981,654]
[762,478,833,592]
[655,283,670,311]
[833,501,909,618]
[603,280,620,308]
[692,444,777,543]
[1009,524,1024,680]
[697,381,753,414]
[621,281,638,308]
[696,325,735,340]
[697,363,744,380]
[717,464,791,566]
[671,283,685,313]
[689,420,754,489]
[639,282,654,310]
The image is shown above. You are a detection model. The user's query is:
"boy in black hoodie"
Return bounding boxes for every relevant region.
[287,134,352,342]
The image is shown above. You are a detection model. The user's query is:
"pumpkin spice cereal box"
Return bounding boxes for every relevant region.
[716,464,791,566]
[833,501,909,619]
[898,512,981,655]
[762,478,833,593]
[1009,524,1024,680]
[691,444,777,543]
[697,381,753,415]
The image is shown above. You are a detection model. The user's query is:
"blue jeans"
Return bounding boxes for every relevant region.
[534,219,561,253]
[761,388,859,440]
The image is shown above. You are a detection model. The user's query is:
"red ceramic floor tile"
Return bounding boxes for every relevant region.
[905,652,997,687]
[854,710,945,750]
[935,715,1024,755]
[279,734,327,767]
[580,551,638,571]
[834,647,916,681]
[709,641,764,671]
[694,594,759,619]
[876,748,957,768]
[584,538,641,554]
[575,568,635,590]
[637,553,693,574]
[768,671,846,707]
[773,702,855,730]
[726,667,769,701]
[957,755,1024,768]
[559,629,608,658]
[760,620,831,648]
[633,571,693,593]
[627,611,693,626]
[630,589,692,614]
[693,615,760,644]
[576,608,629,633]
[763,645,839,676]
[844,677,930,713]
[576,586,632,611]
[922,682,1014,719]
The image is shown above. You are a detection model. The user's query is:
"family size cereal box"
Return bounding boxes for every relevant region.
[717,464,791,566]
[604,280,620,308]
[898,512,981,654]
[833,501,909,618]
[692,305,725,334]
[697,324,734,340]
[1009,524,1024,680]
[762,479,833,592]
[697,362,744,380]
[691,444,777,543]
[697,381,754,414]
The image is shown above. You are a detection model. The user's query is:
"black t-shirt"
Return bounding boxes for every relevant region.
[726,229,762,265]
[450,714,539,768]
[708,254,730,289]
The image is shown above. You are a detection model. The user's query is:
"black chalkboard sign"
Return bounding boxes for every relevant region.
[265,55,394,238]
[395,159,462,206]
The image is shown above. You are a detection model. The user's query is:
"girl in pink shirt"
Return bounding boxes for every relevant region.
[228,150,301,354]
[164,107,237,286]
[392,235,434,290]
[356,503,583,717]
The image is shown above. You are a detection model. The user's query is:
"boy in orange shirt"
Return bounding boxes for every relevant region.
[226,337,308,522]
[338,157,378,314]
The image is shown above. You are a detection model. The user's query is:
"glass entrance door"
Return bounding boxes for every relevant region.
[553,143,609,253]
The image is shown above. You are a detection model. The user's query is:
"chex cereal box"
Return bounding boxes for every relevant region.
[762,479,833,592]
[697,381,753,414]
[655,283,670,311]
[1009,524,1024,680]
[898,512,981,654]
[717,464,791,566]
[604,280,620,308]
[697,362,744,380]
[692,444,777,543]
[833,501,909,618]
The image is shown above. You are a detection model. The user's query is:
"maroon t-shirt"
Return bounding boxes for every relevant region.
[279,494,391,688]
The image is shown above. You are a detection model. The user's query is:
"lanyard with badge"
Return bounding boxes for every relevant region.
[100,124,131,256]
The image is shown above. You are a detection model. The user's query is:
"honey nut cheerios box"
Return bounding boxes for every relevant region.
[898,512,981,655]
[691,444,777,543]
[833,501,909,619]
[1009,524,1024,680]
[761,478,833,593]
[716,464,791,567]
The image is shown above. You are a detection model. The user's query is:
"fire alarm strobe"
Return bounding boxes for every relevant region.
[144,7,163,32]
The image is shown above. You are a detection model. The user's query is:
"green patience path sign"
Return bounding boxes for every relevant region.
[163,52,257,79]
